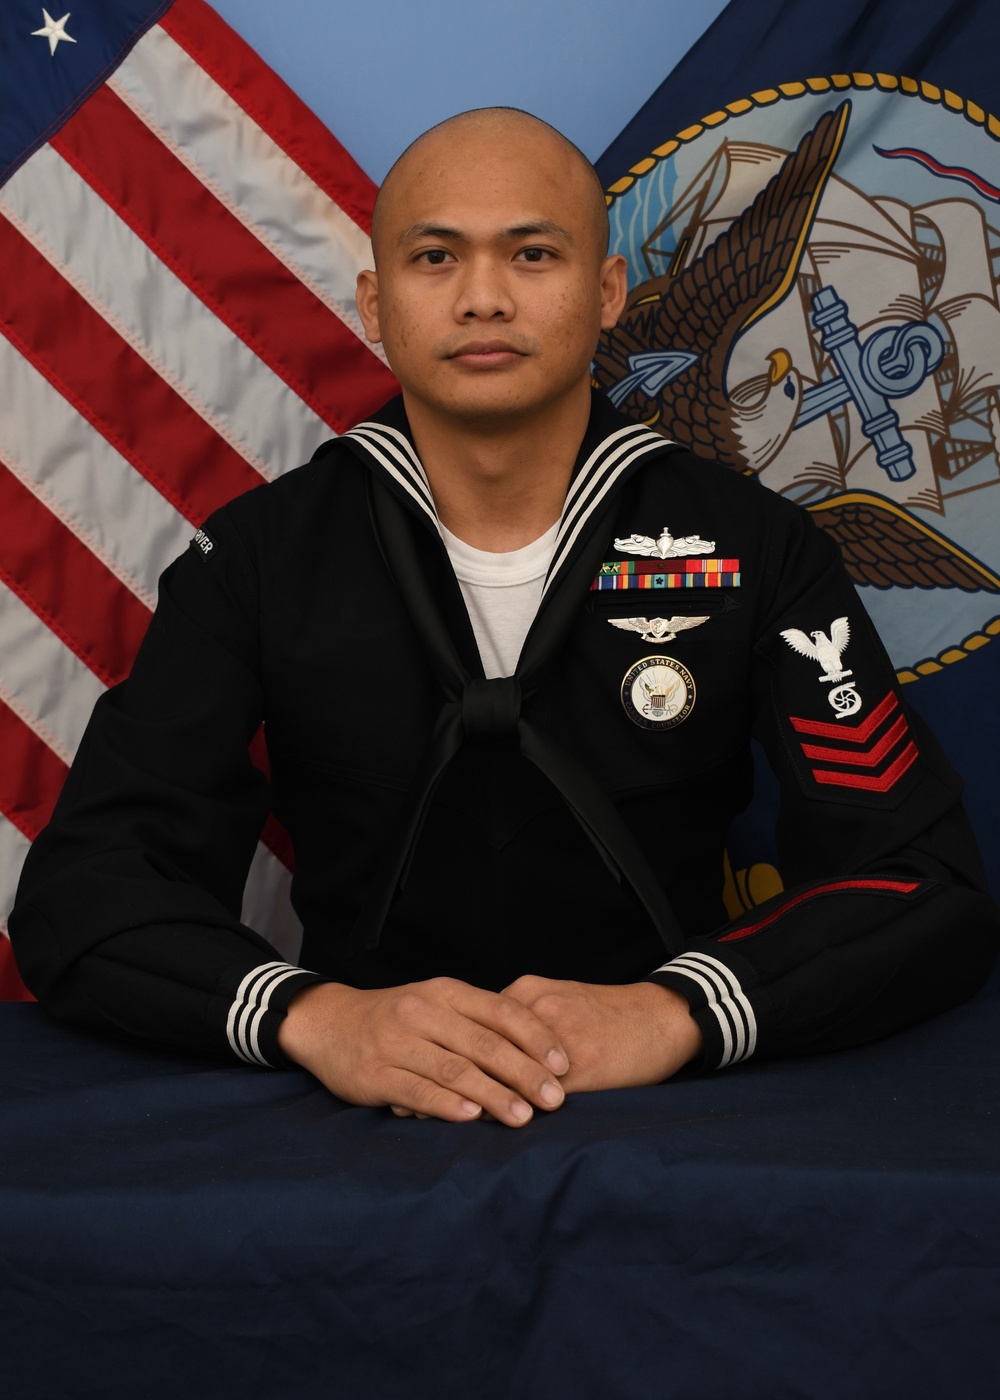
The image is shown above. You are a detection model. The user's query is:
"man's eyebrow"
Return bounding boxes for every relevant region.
[396,219,576,246]
[503,220,575,243]
[397,223,464,245]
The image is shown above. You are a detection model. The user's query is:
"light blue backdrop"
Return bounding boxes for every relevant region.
[210,0,728,182]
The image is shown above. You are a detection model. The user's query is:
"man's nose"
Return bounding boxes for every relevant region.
[455,257,515,320]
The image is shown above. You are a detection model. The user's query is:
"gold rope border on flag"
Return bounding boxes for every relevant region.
[897,616,1000,685]
[606,74,1000,685]
[604,73,1000,203]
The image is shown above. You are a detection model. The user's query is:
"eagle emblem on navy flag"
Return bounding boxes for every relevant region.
[596,88,1000,682]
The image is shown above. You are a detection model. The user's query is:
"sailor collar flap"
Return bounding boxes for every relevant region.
[337,393,686,959]
[341,391,673,602]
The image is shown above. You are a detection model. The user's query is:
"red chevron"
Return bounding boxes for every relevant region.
[812,741,919,792]
[789,691,898,743]
[799,713,909,768]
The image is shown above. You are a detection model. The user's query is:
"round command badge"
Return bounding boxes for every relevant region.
[621,655,695,730]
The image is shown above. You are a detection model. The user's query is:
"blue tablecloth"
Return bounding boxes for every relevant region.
[1,999,998,1399]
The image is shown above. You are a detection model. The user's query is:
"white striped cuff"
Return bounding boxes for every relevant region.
[654,951,758,1070]
[225,960,309,1067]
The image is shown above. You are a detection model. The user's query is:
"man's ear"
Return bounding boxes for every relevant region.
[598,254,628,331]
[355,268,382,344]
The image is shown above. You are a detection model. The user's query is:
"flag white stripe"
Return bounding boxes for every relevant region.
[0,338,195,607]
[1,151,333,478]
[111,25,386,361]
[0,816,32,930]
[241,842,303,964]
[0,582,105,763]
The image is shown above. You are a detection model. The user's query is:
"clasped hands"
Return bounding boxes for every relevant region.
[277,974,703,1128]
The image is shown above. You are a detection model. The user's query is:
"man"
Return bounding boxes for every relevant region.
[10,109,999,1128]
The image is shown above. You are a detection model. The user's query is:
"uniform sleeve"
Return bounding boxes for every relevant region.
[8,509,323,1068]
[648,504,1000,1071]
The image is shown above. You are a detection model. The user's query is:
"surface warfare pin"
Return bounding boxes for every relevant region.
[621,655,696,730]
[614,525,715,559]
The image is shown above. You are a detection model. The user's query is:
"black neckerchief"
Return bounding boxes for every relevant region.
[341,391,687,959]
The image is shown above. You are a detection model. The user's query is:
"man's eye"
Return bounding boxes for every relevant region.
[517,247,550,263]
[417,249,451,265]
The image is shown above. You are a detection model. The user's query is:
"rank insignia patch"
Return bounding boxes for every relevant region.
[781,615,862,714]
[789,691,918,793]
[621,655,696,730]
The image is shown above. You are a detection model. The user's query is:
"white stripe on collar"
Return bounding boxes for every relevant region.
[543,425,666,598]
[346,416,669,585]
[345,422,436,521]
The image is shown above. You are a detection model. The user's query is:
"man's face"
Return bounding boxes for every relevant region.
[356,121,627,428]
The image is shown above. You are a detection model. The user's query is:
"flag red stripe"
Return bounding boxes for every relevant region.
[799,713,910,768]
[52,87,397,434]
[159,0,380,234]
[0,454,151,687]
[0,939,34,1003]
[0,216,266,526]
[0,700,68,843]
[261,814,296,873]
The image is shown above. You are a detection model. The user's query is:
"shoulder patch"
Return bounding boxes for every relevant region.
[192,528,216,559]
[784,690,921,808]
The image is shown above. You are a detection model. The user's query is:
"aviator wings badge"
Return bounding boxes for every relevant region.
[608,615,710,644]
[613,525,716,559]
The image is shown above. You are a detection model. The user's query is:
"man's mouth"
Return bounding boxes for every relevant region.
[444,340,529,367]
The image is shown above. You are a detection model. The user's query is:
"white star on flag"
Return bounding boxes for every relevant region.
[31,9,77,56]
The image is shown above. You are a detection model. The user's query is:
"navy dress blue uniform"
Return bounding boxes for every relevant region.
[10,392,999,1072]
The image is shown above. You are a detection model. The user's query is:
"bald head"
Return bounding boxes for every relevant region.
[370,107,610,265]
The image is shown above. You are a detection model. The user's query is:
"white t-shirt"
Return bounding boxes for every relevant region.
[440,521,560,679]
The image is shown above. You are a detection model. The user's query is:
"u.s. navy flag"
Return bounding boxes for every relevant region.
[0,0,396,997]
[595,0,1000,913]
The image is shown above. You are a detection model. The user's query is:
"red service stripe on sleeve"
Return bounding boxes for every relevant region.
[0,936,34,1003]
[799,712,909,767]
[812,741,919,792]
[718,877,923,942]
[789,691,898,743]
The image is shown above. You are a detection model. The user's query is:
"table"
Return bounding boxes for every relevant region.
[1,999,998,1399]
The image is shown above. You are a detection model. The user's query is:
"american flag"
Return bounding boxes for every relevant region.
[0,0,397,997]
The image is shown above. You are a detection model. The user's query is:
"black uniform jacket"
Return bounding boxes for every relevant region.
[10,393,999,1072]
